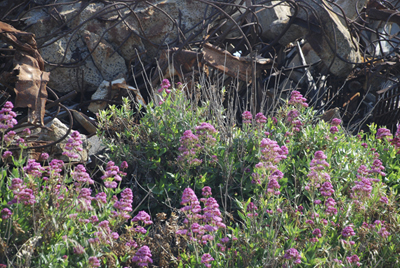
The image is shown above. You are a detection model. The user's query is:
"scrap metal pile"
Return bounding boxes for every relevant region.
[1,0,400,159]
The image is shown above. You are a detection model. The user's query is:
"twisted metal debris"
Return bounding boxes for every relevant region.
[1,0,400,139]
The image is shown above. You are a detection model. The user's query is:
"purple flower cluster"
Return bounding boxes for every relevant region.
[288,90,308,108]
[2,130,25,147]
[177,130,202,167]
[62,131,83,160]
[89,220,119,245]
[88,256,101,267]
[369,159,386,177]
[132,245,153,267]
[177,187,226,249]
[242,111,252,124]
[342,225,356,238]
[71,164,94,186]
[283,248,301,264]
[158,78,171,94]
[390,125,400,152]
[377,226,390,239]
[325,197,337,216]
[8,178,36,205]
[312,228,322,237]
[329,118,342,134]
[112,188,133,221]
[2,150,12,159]
[46,159,64,179]
[1,208,12,219]
[73,244,85,255]
[331,118,341,126]
[0,101,17,131]
[286,109,300,123]
[101,161,126,188]
[246,202,258,218]
[330,126,338,135]
[195,122,218,147]
[251,138,287,194]
[255,113,267,124]
[319,181,334,197]
[260,138,288,164]
[346,254,360,266]
[132,211,153,225]
[77,188,93,212]
[351,176,372,201]
[352,160,386,203]
[95,192,107,204]
[376,127,392,140]
[40,152,49,161]
[305,151,333,197]
[201,253,214,268]
[292,119,303,132]
[126,239,138,248]
[329,118,341,134]
[23,159,45,178]
[177,123,219,168]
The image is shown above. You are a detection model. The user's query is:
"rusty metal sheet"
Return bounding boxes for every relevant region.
[153,48,205,85]
[89,78,146,113]
[202,43,271,83]
[13,52,49,126]
[373,85,400,129]
[0,21,49,125]
[71,110,97,135]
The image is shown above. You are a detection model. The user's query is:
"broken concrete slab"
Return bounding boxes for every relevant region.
[301,0,362,78]
[40,35,104,93]
[82,30,128,81]
[253,0,361,78]
[37,118,89,162]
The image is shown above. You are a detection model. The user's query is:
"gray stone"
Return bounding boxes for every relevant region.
[38,118,89,162]
[39,35,104,93]
[87,135,106,157]
[82,30,128,81]
[253,0,361,77]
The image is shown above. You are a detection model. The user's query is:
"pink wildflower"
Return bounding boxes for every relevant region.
[201,253,214,268]
[242,111,252,124]
[284,248,301,264]
[62,131,83,159]
[132,211,153,225]
[255,113,267,124]
[1,208,12,219]
[289,90,308,108]
[132,246,153,267]
[342,226,356,238]
[88,256,101,268]
[0,101,18,131]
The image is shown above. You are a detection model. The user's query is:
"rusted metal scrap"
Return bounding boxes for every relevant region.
[2,0,400,133]
[88,78,146,114]
[202,43,272,83]
[153,48,206,85]
[153,43,272,87]
[0,21,49,126]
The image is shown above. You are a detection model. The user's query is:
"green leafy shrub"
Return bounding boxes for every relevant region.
[0,102,155,267]
[98,82,400,267]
